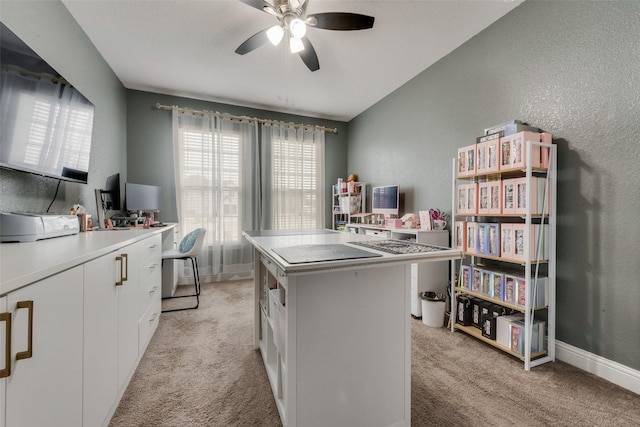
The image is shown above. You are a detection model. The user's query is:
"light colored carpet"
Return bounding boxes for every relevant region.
[110,280,640,426]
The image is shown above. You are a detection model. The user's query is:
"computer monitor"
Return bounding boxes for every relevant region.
[372,185,400,216]
[125,182,162,212]
[103,173,121,211]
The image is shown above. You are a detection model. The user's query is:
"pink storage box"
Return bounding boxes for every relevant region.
[457,144,477,177]
[511,223,547,262]
[514,177,550,215]
[499,131,543,171]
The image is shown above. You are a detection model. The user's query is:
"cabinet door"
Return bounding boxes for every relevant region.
[118,241,141,390]
[1,296,6,427]
[83,252,119,427]
[5,267,83,427]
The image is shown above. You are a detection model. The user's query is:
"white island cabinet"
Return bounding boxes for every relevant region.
[0,225,173,427]
[3,266,84,427]
[243,229,462,427]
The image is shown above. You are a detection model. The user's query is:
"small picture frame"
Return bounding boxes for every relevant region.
[502,179,516,215]
[486,138,500,173]
[504,275,516,304]
[466,222,477,255]
[457,147,467,177]
[478,182,490,215]
[466,183,477,215]
[487,223,500,257]
[500,223,513,260]
[460,265,472,289]
[456,186,466,215]
[454,221,466,251]
[477,223,488,255]
[476,141,487,174]
[488,180,501,214]
[419,210,432,230]
[481,270,492,296]
[472,267,482,293]
[491,272,504,300]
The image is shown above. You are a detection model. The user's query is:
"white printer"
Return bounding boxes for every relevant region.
[0,212,80,243]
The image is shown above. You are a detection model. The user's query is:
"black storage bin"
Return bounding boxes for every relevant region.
[456,295,473,326]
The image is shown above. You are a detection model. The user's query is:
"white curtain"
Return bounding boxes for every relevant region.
[261,123,325,230]
[172,110,258,284]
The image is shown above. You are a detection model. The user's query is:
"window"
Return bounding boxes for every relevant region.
[262,125,324,230]
[178,127,243,242]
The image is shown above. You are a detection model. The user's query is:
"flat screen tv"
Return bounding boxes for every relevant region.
[125,182,162,213]
[0,22,95,184]
[372,185,400,216]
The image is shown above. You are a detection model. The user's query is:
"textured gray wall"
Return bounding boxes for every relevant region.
[348,1,640,370]
[0,1,127,218]
[127,90,348,226]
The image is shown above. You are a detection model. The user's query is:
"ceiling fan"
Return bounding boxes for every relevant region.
[235,0,375,72]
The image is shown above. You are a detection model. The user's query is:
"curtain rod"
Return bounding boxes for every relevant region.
[154,103,338,134]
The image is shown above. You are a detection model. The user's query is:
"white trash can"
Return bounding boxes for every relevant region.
[420,291,446,327]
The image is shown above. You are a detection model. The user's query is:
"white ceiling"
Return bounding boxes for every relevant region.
[62,0,522,122]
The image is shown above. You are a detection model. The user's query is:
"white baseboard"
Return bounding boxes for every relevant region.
[556,340,640,395]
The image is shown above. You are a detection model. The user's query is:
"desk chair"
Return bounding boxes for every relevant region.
[161,228,206,312]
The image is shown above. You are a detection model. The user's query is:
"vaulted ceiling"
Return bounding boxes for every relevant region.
[63,0,522,121]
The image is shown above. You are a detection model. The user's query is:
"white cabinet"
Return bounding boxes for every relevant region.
[83,233,162,427]
[254,250,411,426]
[83,253,119,427]
[1,296,7,427]
[136,235,162,354]
[3,267,84,427]
[1,227,171,427]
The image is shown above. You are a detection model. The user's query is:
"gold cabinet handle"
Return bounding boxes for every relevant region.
[16,300,33,360]
[0,312,11,378]
[115,255,124,286]
[115,253,129,286]
[122,253,129,282]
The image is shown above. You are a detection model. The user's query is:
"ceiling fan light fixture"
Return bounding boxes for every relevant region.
[289,36,305,53]
[289,18,307,38]
[266,25,284,46]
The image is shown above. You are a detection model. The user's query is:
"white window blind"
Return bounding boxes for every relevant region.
[270,129,324,230]
[178,128,242,242]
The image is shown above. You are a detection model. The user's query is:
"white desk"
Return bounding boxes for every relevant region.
[243,229,462,427]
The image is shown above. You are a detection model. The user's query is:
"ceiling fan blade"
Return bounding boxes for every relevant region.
[298,37,319,72]
[235,28,269,55]
[307,12,375,31]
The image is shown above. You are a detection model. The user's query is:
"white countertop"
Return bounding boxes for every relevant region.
[0,224,176,295]
[242,229,462,275]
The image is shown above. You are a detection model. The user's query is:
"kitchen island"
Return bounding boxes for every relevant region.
[243,229,462,427]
